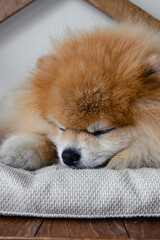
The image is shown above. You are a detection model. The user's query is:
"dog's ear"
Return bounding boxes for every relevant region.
[132,53,160,102]
[36,55,55,70]
[140,53,160,93]
[145,53,160,76]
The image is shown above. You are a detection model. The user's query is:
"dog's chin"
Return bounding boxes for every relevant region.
[61,157,113,169]
[61,161,86,170]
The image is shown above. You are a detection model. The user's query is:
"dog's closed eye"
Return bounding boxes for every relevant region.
[59,127,66,131]
[92,127,116,136]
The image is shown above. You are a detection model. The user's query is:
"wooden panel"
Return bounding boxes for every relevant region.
[124,218,160,239]
[0,0,35,23]
[87,0,160,32]
[0,216,43,237]
[0,238,130,240]
[36,219,128,238]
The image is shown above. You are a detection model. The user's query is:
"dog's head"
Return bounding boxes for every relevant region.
[34,24,160,169]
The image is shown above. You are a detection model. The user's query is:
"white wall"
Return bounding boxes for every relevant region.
[0,0,113,94]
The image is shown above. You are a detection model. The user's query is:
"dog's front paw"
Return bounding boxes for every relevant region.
[106,149,130,170]
[0,135,41,170]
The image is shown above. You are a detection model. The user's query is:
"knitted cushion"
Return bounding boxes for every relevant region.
[0,163,160,218]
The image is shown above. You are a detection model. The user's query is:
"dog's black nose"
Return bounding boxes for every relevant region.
[62,148,81,166]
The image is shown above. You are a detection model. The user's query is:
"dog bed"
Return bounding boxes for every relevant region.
[0,163,160,218]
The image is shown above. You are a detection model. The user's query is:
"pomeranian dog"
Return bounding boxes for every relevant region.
[0,23,160,170]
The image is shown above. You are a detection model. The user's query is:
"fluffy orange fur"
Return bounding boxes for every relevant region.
[20,24,160,129]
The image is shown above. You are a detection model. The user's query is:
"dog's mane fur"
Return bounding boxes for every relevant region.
[15,24,160,129]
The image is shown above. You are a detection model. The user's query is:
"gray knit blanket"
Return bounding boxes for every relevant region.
[0,163,160,218]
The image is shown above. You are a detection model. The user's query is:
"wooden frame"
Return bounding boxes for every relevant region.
[0,0,160,239]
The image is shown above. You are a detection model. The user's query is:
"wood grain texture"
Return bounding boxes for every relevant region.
[86,0,160,32]
[0,0,35,22]
[36,219,128,238]
[0,238,131,240]
[0,217,43,237]
[124,218,160,239]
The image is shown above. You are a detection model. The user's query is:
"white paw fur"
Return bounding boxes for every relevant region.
[0,135,43,170]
